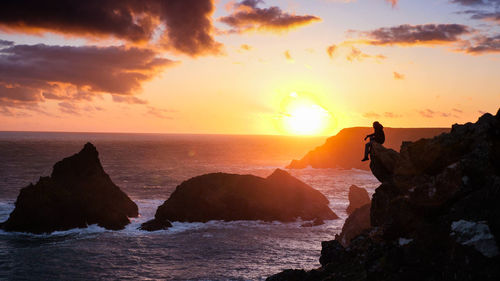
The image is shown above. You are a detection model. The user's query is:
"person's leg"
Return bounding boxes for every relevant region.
[362,142,371,161]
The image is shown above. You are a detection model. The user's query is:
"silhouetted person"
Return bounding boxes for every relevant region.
[362,121,385,161]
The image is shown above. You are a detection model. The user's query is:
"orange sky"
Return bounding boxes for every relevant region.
[0,0,499,136]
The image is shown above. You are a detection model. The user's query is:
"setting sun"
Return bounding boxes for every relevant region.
[281,92,333,135]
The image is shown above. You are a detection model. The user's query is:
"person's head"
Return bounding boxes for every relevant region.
[373,121,383,130]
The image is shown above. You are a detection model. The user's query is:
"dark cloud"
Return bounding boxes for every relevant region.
[112,95,148,104]
[160,0,222,56]
[451,0,495,6]
[452,108,464,113]
[219,0,320,33]
[464,34,500,53]
[327,45,337,59]
[360,24,471,46]
[393,72,405,80]
[0,43,174,108]
[467,11,500,23]
[346,47,386,62]
[0,0,221,56]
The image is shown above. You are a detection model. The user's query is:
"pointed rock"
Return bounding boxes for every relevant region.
[1,142,138,234]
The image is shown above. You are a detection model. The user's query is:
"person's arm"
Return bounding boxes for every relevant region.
[364,133,374,140]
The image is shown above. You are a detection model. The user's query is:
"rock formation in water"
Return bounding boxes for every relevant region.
[268,109,500,281]
[287,127,449,170]
[0,143,138,234]
[141,169,338,231]
[346,185,370,215]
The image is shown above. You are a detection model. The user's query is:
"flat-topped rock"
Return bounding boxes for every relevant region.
[0,143,138,234]
[141,169,338,231]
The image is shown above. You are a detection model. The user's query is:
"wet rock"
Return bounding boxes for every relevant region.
[1,143,138,234]
[346,185,370,215]
[337,203,371,247]
[139,218,172,231]
[143,169,338,231]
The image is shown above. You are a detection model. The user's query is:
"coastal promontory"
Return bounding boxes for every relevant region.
[268,109,500,281]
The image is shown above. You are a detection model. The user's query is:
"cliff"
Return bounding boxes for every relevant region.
[287,127,449,170]
[268,109,500,281]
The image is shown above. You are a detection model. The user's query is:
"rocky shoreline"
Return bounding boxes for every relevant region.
[268,109,500,281]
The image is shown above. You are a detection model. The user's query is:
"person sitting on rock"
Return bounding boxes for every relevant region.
[362,121,385,161]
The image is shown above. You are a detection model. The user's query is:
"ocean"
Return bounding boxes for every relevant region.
[0,132,379,280]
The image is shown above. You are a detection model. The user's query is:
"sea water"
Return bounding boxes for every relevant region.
[0,132,378,280]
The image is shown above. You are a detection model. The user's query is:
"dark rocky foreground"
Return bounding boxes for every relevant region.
[288,127,449,170]
[268,109,500,281]
[141,169,338,231]
[0,143,138,234]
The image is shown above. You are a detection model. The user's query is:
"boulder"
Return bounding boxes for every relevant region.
[337,203,371,247]
[268,109,500,281]
[369,143,400,183]
[346,185,370,215]
[141,169,338,231]
[1,143,138,234]
[139,218,172,231]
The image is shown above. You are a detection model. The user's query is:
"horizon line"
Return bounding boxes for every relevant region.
[0,126,451,138]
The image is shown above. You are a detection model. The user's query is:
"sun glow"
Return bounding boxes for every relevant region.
[281,92,333,135]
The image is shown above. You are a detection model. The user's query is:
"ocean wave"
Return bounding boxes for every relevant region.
[0,198,346,238]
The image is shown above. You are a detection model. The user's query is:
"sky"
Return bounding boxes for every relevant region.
[0,0,499,136]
